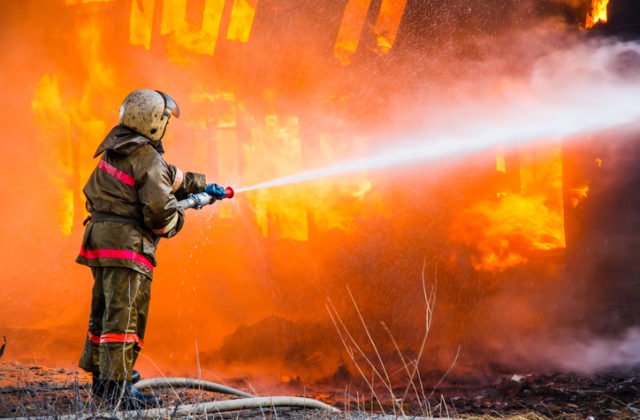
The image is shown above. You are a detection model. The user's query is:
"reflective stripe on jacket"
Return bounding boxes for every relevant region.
[76,125,206,278]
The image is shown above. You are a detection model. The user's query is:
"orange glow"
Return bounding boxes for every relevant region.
[334,0,407,64]
[569,184,590,208]
[451,146,566,272]
[32,76,75,236]
[450,194,566,271]
[129,0,155,50]
[1,0,598,393]
[496,147,506,173]
[31,14,114,235]
[161,0,226,57]
[585,0,610,29]
[253,114,309,241]
[373,0,407,55]
[227,0,257,42]
[66,0,113,4]
[334,0,371,65]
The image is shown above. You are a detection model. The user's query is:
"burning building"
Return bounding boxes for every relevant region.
[1,0,640,400]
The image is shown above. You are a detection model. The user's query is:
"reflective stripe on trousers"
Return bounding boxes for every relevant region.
[79,267,151,381]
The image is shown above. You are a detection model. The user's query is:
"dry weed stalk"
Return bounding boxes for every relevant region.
[326,261,449,418]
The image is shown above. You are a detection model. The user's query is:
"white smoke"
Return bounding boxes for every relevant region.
[541,328,640,373]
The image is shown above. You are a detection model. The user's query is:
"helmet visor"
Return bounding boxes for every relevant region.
[157,90,180,118]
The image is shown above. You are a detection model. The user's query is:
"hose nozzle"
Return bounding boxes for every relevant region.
[177,186,235,210]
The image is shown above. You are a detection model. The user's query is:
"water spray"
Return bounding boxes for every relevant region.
[234,41,640,195]
[176,42,640,202]
[235,100,640,195]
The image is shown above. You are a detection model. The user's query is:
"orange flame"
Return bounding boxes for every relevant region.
[569,184,589,208]
[334,0,407,65]
[227,0,257,42]
[31,14,114,235]
[373,0,407,55]
[585,0,610,29]
[450,146,566,272]
[334,0,370,65]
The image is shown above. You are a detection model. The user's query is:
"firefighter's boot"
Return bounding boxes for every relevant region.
[91,373,105,399]
[131,370,142,384]
[102,380,162,410]
[127,382,162,408]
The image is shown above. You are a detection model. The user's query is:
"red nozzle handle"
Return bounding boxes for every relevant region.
[224,186,235,199]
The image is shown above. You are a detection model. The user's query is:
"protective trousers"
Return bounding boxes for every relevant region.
[79,267,151,381]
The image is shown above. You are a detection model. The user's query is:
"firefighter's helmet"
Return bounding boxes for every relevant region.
[119,89,180,141]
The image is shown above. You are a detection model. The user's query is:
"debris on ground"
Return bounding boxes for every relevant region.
[1,361,638,418]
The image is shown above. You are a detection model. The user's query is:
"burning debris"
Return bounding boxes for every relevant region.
[586,0,610,29]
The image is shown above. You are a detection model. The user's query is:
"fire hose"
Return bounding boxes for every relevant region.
[132,378,339,417]
[134,377,254,398]
[47,377,339,419]
[135,396,341,418]
[134,377,339,417]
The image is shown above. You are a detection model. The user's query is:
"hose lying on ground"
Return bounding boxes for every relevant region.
[136,396,341,417]
[134,377,254,398]
[43,376,340,419]
[50,396,339,420]
[134,377,339,417]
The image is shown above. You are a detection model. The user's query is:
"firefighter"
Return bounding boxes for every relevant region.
[76,89,226,409]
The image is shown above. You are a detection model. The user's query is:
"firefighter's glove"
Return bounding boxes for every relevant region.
[205,183,227,200]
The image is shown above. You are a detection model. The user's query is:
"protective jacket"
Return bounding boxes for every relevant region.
[76,125,206,278]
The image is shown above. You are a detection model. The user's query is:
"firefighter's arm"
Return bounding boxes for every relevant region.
[166,164,206,200]
[138,157,185,238]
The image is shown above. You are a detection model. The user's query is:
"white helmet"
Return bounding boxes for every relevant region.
[119,89,180,141]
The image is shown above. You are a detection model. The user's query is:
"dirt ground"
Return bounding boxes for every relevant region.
[1,360,639,418]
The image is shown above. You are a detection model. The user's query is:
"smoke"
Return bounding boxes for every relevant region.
[556,328,640,373]
[513,327,640,374]
[237,38,640,192]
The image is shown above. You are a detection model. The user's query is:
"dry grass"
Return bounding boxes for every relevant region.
[326,261,451,418]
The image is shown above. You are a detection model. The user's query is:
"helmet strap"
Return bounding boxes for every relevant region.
[151,140,165,154]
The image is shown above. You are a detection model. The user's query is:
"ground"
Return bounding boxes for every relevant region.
[0,361,639,418]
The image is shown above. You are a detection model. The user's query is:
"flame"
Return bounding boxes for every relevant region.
[496,147,506,174]
[129,0,154,50]
[131,0,227,57]
[253,114,309,241]
[373,0,407,55]
[239,113,372,240]
[66,0,113,4]
[585,0,610,29]
[334,0,407,65]
[451,193,566,271]
[227,0,257,42]
[569,184,590,208]
[31,14,114,235]
[451,146,566,272]
[162,0,226,57]
[32,76,75,236]
[334,0,370,65]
